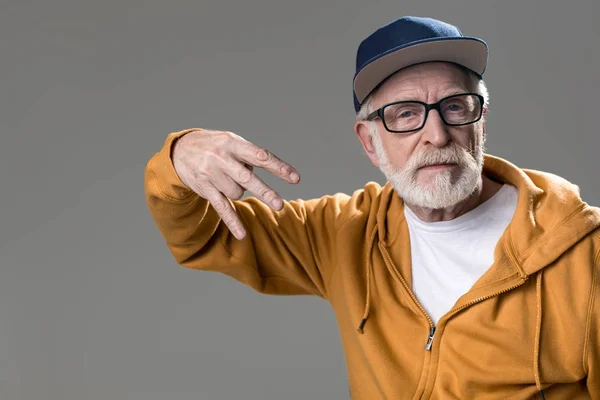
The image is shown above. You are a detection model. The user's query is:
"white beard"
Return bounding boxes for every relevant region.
[371,127,484,210]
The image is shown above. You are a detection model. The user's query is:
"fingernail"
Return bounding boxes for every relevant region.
[272,198,283,209]
[289,172,299,182]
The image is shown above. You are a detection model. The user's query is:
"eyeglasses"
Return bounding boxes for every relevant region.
[365,93,484,134]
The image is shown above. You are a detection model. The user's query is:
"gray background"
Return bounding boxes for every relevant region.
[1,0,599,399]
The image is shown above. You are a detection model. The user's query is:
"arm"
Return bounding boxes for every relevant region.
[144,129,352,298]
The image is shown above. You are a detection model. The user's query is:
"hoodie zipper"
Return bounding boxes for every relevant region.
[424,327,436,350]
[417,276,529,400]
[379,244,438,352]
[419,278,527,353]
[379,243,533,398]
[379,245,436,333]
[379,246,438,400]
[445,276,528,318]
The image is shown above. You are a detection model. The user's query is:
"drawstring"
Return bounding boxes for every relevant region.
[534,270,545,399]
[357,228,379,334]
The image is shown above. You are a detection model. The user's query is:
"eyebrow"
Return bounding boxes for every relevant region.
[388,88,471,103]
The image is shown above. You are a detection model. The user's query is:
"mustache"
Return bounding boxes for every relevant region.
[408,144,472,170]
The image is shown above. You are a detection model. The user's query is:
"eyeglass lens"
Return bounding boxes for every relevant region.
[382,94,481,132]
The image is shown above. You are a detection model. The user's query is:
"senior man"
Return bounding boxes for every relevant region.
[144,16,600,399]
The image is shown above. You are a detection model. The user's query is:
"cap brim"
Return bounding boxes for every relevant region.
[353,37,488,105]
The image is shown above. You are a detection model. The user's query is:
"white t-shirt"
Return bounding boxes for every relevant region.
[404,184,519,325]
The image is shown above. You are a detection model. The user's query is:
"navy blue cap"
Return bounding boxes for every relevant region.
[353,16,488,112]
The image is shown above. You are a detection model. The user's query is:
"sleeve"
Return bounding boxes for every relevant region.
[585,247,600,397]
[144,129,355,299]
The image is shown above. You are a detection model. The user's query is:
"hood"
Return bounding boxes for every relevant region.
[486,155,600,276]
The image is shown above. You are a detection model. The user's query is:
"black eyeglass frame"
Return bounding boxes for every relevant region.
[365,92,485,134]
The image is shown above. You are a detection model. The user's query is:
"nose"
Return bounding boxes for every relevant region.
[420,109,451,147]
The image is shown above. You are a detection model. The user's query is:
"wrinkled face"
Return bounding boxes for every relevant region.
[357,62,487,209]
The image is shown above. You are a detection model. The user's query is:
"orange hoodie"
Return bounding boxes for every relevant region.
[145,129,600,399]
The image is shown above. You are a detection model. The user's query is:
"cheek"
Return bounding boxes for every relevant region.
[381,135,417,169]
[472,126,485,151]
[453,126,482,153]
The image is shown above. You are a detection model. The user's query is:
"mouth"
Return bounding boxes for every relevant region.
[418,163,458,171]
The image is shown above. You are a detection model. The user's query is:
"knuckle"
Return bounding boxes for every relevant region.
[255,148,271,163]
[212,200,229,214]
[202,152,228,172]
[234,186,245,199]
[238,168,253,184]
[229,187,244,200]
[211,132,234,150]
[199,152,216,169]
[222,215,235,227]
[221,131,237,143]
[261,189,275,202]
[279,163,291,175]
[209,146,225,159]
[224,212,239,227]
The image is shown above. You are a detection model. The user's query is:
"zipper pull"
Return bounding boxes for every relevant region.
[424,327,436,351]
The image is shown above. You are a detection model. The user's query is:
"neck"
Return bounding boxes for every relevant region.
[405,175,502,222]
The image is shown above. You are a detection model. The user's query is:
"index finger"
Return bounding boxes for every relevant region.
[235,140,300,184]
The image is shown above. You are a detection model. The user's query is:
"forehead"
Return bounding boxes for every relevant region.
[373,62,472,105]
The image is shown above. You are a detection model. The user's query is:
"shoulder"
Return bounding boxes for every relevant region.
[290,181,387,230]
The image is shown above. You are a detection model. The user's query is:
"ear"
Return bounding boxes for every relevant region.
[482,106,488,139]
[354,120,382,168]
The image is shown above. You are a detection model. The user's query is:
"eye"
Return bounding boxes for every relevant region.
[446,103,464,112]
[392,105,422,118]
[399,110,415,118]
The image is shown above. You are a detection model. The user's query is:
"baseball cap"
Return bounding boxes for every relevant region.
[353,16,488,112]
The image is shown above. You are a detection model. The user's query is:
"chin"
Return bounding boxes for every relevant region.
[415,170,461,188]
[389,168,479,210]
